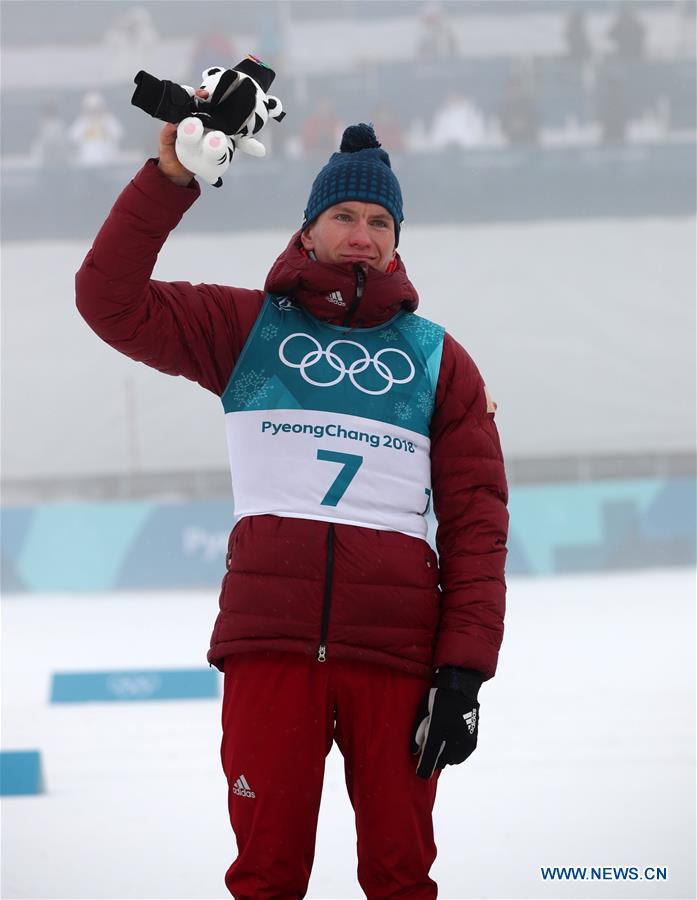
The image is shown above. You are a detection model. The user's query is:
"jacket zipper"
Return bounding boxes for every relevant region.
[317,265,363,660]
[317,263,365,662]
[317,522,335,662]
[342,264,365,326]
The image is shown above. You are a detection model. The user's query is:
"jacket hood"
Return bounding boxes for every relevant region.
[264,230,419,327]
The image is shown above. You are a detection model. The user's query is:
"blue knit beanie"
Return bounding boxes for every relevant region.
[302,123,404,246]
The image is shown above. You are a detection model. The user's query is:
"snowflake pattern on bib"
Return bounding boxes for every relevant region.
[230,369,271,409]
[400,315,443,344]
[415,390,434,417]
[260,323,279,341]
[394,401,413,422]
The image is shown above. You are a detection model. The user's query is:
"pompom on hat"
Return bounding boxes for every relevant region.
[302,123,404,246]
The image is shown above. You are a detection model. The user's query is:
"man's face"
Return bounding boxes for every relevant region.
[301,201,396,273]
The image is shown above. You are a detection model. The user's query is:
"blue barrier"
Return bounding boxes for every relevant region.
[50,668,219,703]
[0,750,44,796]
[2,476,694,591]
[507,477,696,574]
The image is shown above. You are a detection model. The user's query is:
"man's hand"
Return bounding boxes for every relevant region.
[157,88,208,185]
[410,666,483,779]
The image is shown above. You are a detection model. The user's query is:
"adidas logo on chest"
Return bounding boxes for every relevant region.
[326,290,345,307]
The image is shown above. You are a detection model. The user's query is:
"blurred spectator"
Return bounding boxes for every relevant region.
[31,102,71,168]
[190,25,235,86]
[104,6,158,54]
[596,70,629,143]
[607,4,646,61]
[104,6,159,81]
[416,1,458,61]
[68,93,124,167]
[565,7,592,63]
[371,105,406,154]
[673,0,697,57]
[499,69,540,148]
[431,89,485,150]
[301,98,342,157]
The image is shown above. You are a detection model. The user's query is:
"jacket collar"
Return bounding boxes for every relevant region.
[264,230,419,328]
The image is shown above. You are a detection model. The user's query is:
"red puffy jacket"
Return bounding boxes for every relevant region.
[75,160,509,681]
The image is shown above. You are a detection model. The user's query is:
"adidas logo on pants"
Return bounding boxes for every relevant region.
[232,774,256,798]
[222,652,440,898]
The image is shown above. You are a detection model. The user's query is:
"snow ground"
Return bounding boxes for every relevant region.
[1,569,695,900]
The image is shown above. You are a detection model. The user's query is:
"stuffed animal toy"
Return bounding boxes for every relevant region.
[131,55,285,187]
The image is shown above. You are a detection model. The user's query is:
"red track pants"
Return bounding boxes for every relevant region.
[221,651,440,899]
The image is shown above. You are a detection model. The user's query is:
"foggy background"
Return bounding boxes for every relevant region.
[2,0,695,498]
[1,2,695,899]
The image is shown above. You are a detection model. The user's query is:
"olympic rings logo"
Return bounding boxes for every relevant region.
[278,333,415,395]
[106,675,163,698]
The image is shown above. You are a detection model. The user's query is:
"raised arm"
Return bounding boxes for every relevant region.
[75,123,264,395]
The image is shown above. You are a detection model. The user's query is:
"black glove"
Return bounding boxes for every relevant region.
[131,71,197,124]
[410,666,483,779]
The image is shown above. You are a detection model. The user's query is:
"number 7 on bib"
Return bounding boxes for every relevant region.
[317,450,363,507]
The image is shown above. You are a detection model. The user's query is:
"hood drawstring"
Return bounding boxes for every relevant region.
[343,264,365,326]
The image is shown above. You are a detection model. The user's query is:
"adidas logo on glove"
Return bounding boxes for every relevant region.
[463,708,477,735]
[410,666,483,779]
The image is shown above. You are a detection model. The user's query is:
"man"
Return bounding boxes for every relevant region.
[76,115,508,898]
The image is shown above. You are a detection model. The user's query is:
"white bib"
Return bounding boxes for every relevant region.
[221,295,445,540]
